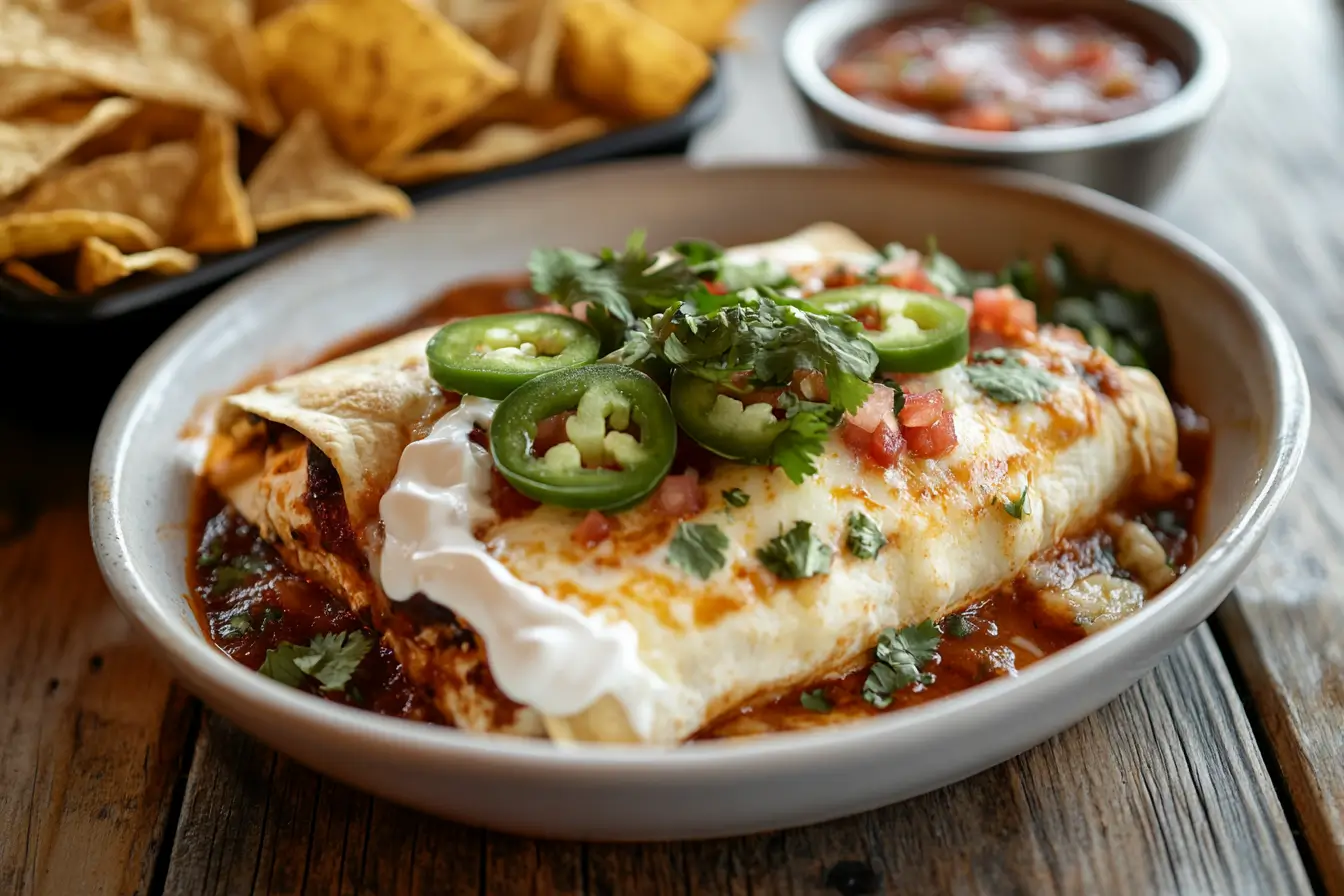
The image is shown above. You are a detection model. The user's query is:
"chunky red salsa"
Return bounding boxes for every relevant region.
[827,7,1183,132]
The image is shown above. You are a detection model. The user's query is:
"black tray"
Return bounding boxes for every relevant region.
[0,64,726,435]
[0,61,726,326]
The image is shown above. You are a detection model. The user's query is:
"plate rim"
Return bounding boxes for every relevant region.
[89,154,1309,782]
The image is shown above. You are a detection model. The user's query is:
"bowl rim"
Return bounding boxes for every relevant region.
[90,155,1307,783]
[783,0,1231,156]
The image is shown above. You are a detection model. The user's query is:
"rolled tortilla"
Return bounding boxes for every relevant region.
[202,224,1188,744]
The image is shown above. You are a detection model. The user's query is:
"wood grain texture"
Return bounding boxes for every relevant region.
[0,422,195,896]
[157,629,1307,895]
[1158,0,1344,889]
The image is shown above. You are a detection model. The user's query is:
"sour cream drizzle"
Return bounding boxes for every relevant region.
[377,396,666,740]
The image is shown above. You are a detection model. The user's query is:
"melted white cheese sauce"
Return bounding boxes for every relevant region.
[377,396,668,740]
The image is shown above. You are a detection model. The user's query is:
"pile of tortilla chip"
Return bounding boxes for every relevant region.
[0,0,752,299]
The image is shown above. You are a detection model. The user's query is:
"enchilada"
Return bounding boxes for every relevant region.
[192,223,1203,745]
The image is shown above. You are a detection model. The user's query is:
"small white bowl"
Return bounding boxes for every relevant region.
[90,157,1306,840]
[784,0,1231,207]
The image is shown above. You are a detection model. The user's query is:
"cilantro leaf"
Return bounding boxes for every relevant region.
[943,614,976,639]
[292,631,373,693]
[1001,486,1031,520]
[800,689,832,713]
[722,488,750,508]
[671,238,724,268]
[845,512,886,560]
[771,406,838,485]
[862,620,941,709]
[257,642,308,688]
[197,537,223,568]
[257,631,373,693]
[221,613,253,638]
[668,523,730,580]
[967,356,1058,403]
[757,521,833,579]
[261,606,284,629]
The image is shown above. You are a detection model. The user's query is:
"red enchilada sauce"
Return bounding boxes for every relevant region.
[187,274,1210,737]
[827,7,1182,132]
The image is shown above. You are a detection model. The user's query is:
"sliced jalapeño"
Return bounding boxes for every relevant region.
[810,285,970,373]
[669,370,786,463]
[489,365,676,511]
[426,311,600,400]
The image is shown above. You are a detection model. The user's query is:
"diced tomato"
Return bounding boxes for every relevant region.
[898,390,944,428]
[904,410,958,459]
[535,302,571,316]
[852,304,884,330]
[971,286,1037,340]
[945,104,1016,132]
[572,510,612,548]
[651,470,705,518]
[885,266,940,295]
[790,369,830,402]
[570,301,591,321]
[734,385,786,409]
[1071,39,1114,71]
[531,411,575,457]
[842,419,905,468]
[845,382,899,433]
[704,280,730,295]
[490,469,540,520]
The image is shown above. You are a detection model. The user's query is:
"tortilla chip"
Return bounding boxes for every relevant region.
[259,0,518,167]
[560,0,711,120]
[0,68,89,119]
[173,112,255,253]
[0,4,246,118]
[75,236,198,293]
[73,102,201,159]
[68,0,146,40]
[0,96,138,199]
[0,209,160,259]
[627,0,751,49]
[3,259,63,296]
[139,0,283,136]
[20,140,198,239]
[374,116,607,185]
[471,0,564,97]
[245,109,411,231]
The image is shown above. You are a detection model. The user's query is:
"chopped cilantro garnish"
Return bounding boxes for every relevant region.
[667,522,729,581]
[208,553,270,596]
[722,488,750,508]
[261,606,284,629]
[221,613,252,638]
[197,538,223,568]
[258,631,373,693]
[800,689,832,713]
[845,512,886,560]
[862,620,941,709]
[967,355,1058,403]
[771,398,842,484]
[757,521,833,580]
[943,614,975,639]
[1001,486,1031,520]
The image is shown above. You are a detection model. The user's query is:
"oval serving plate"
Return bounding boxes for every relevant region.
[90,157,1307,841]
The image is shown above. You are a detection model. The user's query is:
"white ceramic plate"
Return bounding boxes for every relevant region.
[90,157,1308,841]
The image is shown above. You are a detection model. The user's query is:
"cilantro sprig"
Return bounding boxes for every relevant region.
[757,521,833,580]
[667,522,729,580]
[258,631,373,694]
[967,350,1058,404]
[845,511,886,560]
[862,620,941,709]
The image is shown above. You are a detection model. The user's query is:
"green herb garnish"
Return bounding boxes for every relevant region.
[667,522,730,581]
[800,689,832,713]
[197,537,223,568]
[261,606,284,629]
[757,521,833,580]
[943,614,975,639]
[1001,487,1031,520]
[967,356,1058,404]
[722,488,750,508]
[258,631,373,694]
[845,512,886,560]
[863,621,941,709]
[221,613,253,638]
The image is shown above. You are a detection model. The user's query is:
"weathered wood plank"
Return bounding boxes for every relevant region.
[0,422,195,896]
[156,630,1307,895]
[1156,0,1344,889]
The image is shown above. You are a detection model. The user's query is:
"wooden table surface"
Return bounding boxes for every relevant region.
[5,1,1343,893]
